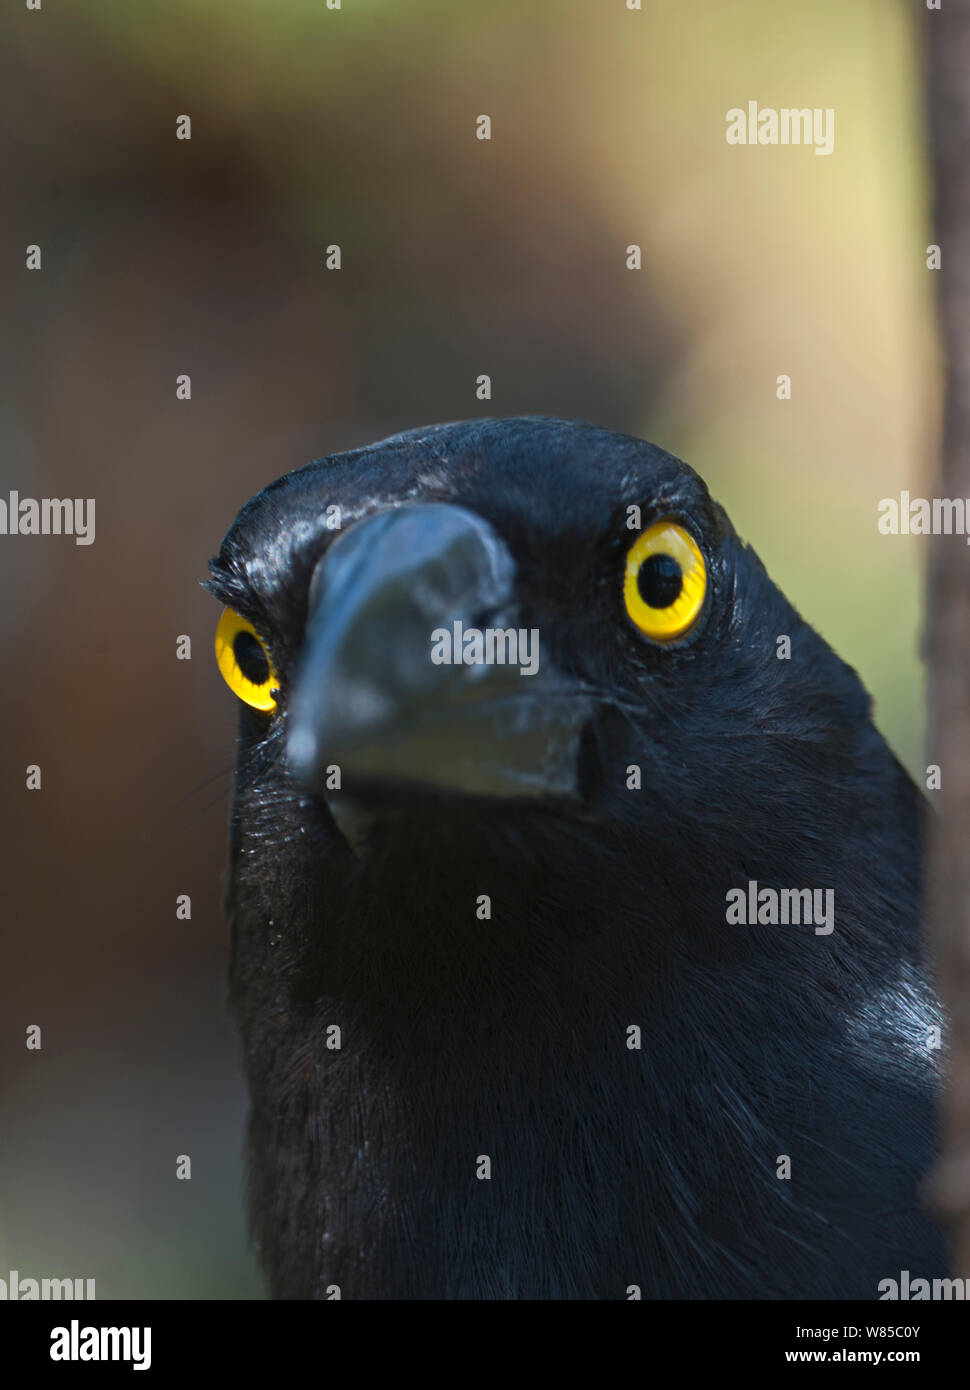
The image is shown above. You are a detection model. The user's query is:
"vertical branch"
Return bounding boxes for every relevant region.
[927,0,970,1276]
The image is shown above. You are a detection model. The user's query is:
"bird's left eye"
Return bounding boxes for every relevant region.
[624,520,707,642]
[214,607,280,711]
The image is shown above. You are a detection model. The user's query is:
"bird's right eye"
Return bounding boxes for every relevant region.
[214,607,280,711]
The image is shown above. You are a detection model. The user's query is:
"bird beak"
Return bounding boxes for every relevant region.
[286,504,591,826]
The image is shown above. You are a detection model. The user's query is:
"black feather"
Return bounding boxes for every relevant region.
[209,417,945,1299]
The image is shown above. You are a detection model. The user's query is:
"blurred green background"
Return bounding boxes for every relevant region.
[0,0,938,1297]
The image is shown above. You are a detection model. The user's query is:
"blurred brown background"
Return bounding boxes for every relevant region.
[0,0,937,1296]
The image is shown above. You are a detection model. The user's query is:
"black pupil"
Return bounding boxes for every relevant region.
[234,630,270,685]
[637,553,683,609]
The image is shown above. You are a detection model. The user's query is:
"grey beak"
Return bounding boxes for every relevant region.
[286,503,590,812]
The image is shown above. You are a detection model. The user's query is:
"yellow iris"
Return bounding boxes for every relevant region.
[214,607,280,711]
[624,521,707,642]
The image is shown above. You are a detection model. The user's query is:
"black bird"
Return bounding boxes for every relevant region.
[207,416,944,1299]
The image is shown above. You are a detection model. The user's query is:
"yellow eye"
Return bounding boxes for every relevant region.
[214,607,280,711]
[624,520,707,643]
